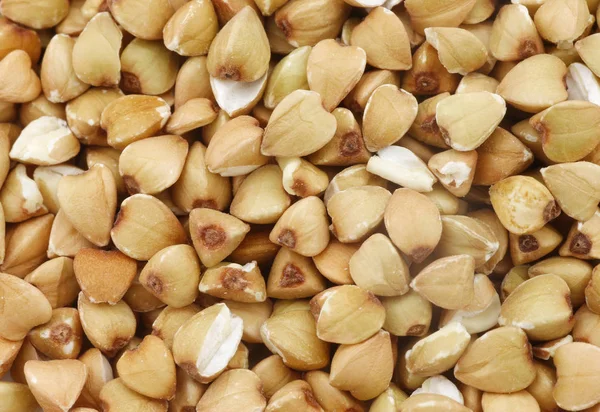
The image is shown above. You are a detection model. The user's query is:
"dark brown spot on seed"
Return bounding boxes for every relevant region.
[181,407,196,412]
[279,264,304,288]
[347,100,362,114]
[303,388,320,408]
[366,291,382,306]
[420,115,440,135]
[218,66,241,81]
[50,324,73,345]
[309,299,322,319]
[533,122,549,145]
[570,232,592,255]
[518,40,539,59]
[518,235,539,253]
[221,268,249,290]
[339,132,362,157]
[108,337,129,356]
[414,72,440,93]
[407,324,426,336]
[291,179,307,197]
[543,200,561,222]
[113,208,125,227]
[192,199,218,210]
[277,19,292,39]
[145,273,164,295]
[199,224,227,249]
[122,175,140,195]
[120,72,142,93]
[277,229,296,248]
[179,362,201,381]
[409,246,433,264]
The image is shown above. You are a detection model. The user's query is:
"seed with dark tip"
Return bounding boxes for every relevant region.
[122,175,140,195]
[543,200,561,222]
[50,324,73,345]
[420,115,440,135]
[414,72,440,93]
[192,199,218,209]
[120,72,142,93]
[518,40,539,59]
[277,229,296,248]
[518,235,539,253]
[407,324,426,336]
[145,273,164,295]
[303,388,320,408]
[221,268,249,290]
[200,224,227,249]
[570,232,592,255]
[409,246,433,264]
[339,132,362,157]
[280,264,304,288]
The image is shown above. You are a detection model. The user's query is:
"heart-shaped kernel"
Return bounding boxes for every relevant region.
[207,6,270,82]
[350,7,412,70]
[0,50,41,103]
[261,90,337,157]
[24,360,87,412]
[362,84,418,152]
[117,335,176,400]
[497,54,568,113]
[57,164,117,247]
[307,39,366,111]
[110,194,187,261]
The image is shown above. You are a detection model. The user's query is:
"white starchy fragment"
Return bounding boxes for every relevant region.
[48,90,61,103]
[498,316,535,330]
[196,305,243,377]
[444,293,501,334]
[210,72,267,117]
[10,116,79,165]
[383,0,402,7]
[279,157,303,195]
[566,63,600,105]
[156,102,171,121]
[438,161,472,187]
[366,146,437,192]
[17,166,45,213]
[412,375,465,404]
